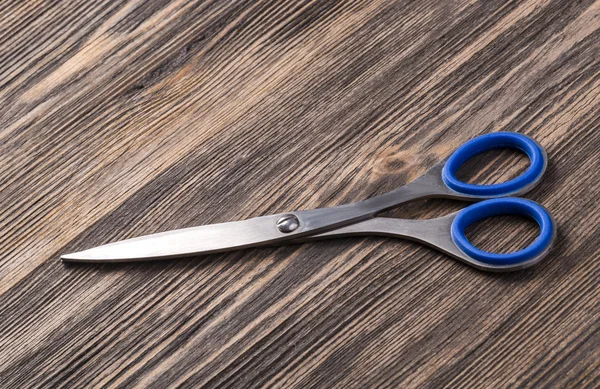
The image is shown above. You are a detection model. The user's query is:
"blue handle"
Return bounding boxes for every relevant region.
[442,132,546,197]
[451,198,555,266]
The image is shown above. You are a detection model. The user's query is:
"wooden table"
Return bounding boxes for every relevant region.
[2,1,599,387]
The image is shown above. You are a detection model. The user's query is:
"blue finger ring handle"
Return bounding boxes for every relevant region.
[451,198,555,266]
[442,132,546,197]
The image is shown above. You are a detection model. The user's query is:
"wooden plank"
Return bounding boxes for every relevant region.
[1,0,599,387]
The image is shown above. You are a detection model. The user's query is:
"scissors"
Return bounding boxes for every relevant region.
[62,132,555,272]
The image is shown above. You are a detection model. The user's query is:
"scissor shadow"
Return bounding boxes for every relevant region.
[60,245,289,275]
[61,190,559,283]
[61,230,554,285]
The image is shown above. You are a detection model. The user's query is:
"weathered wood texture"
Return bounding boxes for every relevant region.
[1,0,599,387]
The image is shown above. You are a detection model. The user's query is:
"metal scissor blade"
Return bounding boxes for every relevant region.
[61,214,290,263]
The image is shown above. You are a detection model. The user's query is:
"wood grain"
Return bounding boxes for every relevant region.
[1,0,599,387]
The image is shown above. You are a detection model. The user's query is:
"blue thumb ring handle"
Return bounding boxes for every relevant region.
[442,132,546,197]
[451,198,554,266]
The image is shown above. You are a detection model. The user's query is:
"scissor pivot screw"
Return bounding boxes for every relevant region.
[277,215,299,233]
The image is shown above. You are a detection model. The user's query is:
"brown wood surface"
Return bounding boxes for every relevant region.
[1,0,600,387]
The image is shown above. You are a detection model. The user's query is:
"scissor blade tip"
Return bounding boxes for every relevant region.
[61,252,82,262]
[61,247,143,262]
[61,251,102,262]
